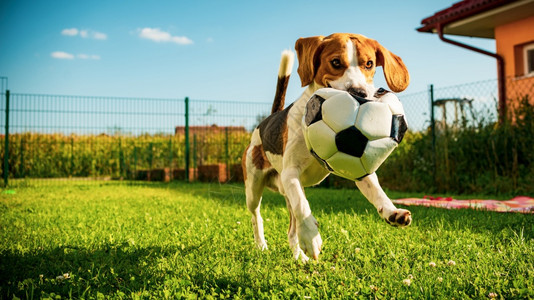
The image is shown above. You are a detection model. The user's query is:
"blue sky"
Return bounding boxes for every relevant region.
[0,0,498,103]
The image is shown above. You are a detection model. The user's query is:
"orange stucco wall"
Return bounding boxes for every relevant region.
[495,15,534,108]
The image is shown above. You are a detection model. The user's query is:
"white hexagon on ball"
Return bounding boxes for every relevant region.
[326,152,367,180]
[354,102,392,140]
[360,137,398,174]
[378,92,405,115]
[313,87,347,100]
[305,120,337,160]
[321,93,359,133]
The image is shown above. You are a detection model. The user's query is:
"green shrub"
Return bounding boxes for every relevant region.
[379,96,534,195]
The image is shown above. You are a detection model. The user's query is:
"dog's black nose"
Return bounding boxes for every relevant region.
[348,87,367,99]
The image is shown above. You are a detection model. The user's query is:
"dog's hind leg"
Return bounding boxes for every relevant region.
[245,170,268,250]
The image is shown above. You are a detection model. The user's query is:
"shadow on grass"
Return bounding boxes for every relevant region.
[0,242,263,298]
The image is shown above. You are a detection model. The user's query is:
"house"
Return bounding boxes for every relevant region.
[417,0,534,121]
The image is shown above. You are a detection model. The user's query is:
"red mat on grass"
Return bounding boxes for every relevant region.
[392,196,534,214]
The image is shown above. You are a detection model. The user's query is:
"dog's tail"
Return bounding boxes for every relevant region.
[270,50,294,114]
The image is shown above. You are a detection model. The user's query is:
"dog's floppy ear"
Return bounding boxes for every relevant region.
[295,36,325,87]
[375,42,410,93]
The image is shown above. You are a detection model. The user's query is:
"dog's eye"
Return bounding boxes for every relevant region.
[331,59,342,69]
[365,60,374,70]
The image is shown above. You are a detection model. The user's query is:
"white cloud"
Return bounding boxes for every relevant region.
[92,31,107,40]
[61,28,107,40]
[51,52,100,60]
[138,28,193,45]
[61,28,79,36]
[51,51,74,60]
[77,54,101,60]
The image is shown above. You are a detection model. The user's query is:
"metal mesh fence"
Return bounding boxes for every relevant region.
[7,94,184,135]
[432,79,499,129]
[398,90,430,131]
[0,94,186,183]
[0,91,273,184]
[3,77,526,186]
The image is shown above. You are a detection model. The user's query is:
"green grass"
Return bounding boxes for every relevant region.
[1,181,533,299]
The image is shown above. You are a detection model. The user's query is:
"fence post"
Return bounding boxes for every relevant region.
[148,142,153,181]
[225,126,229,181]
[429,84,436,185]
[168,138,173,177]
[193,134,197,180]
[3,90,10,186]
[19,136,24,178]
[119,137,124,179]
[184,97,190,182]
[148,142,153,169]
[70,136,74,177]
[133,146,138,179]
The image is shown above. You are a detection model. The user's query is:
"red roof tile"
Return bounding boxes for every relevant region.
[417,0,517,33]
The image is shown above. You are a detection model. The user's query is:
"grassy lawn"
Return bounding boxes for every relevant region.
[1,181,533,299]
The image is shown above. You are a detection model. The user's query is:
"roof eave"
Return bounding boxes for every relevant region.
[416,0,520,37]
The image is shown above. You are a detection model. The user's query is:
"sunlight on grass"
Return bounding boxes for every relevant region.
[1,181,533,298]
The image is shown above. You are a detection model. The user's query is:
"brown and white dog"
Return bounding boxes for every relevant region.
[242,33,411,262]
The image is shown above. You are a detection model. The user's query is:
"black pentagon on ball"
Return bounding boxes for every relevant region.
[335,126,368,158]
[304,94,326,126]
[390,114,408,143]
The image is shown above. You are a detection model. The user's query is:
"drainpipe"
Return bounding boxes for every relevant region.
[437,23,506,123]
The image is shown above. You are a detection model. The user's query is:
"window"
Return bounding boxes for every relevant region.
[525,43,534,77]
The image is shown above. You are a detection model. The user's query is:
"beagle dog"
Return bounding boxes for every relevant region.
[242,33,411,262]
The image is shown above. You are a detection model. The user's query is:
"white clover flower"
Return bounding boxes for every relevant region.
[56,273,70,281]
[403,278,411,286]
[429,261,436,267]
[488,292,497,298]
[447,260,456,266]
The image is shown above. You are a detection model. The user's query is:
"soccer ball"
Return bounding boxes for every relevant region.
[302,88,408,180]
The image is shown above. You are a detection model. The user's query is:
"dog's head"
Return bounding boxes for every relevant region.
[295,33,409,98]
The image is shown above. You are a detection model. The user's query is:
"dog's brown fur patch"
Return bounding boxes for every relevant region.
[257,103,293,155]
[252,144,271,170]
[271,75,290,114]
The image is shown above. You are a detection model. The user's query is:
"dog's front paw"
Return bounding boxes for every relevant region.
[296,215,322,260]
[382,208,412,227]
[292,247,310,263]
